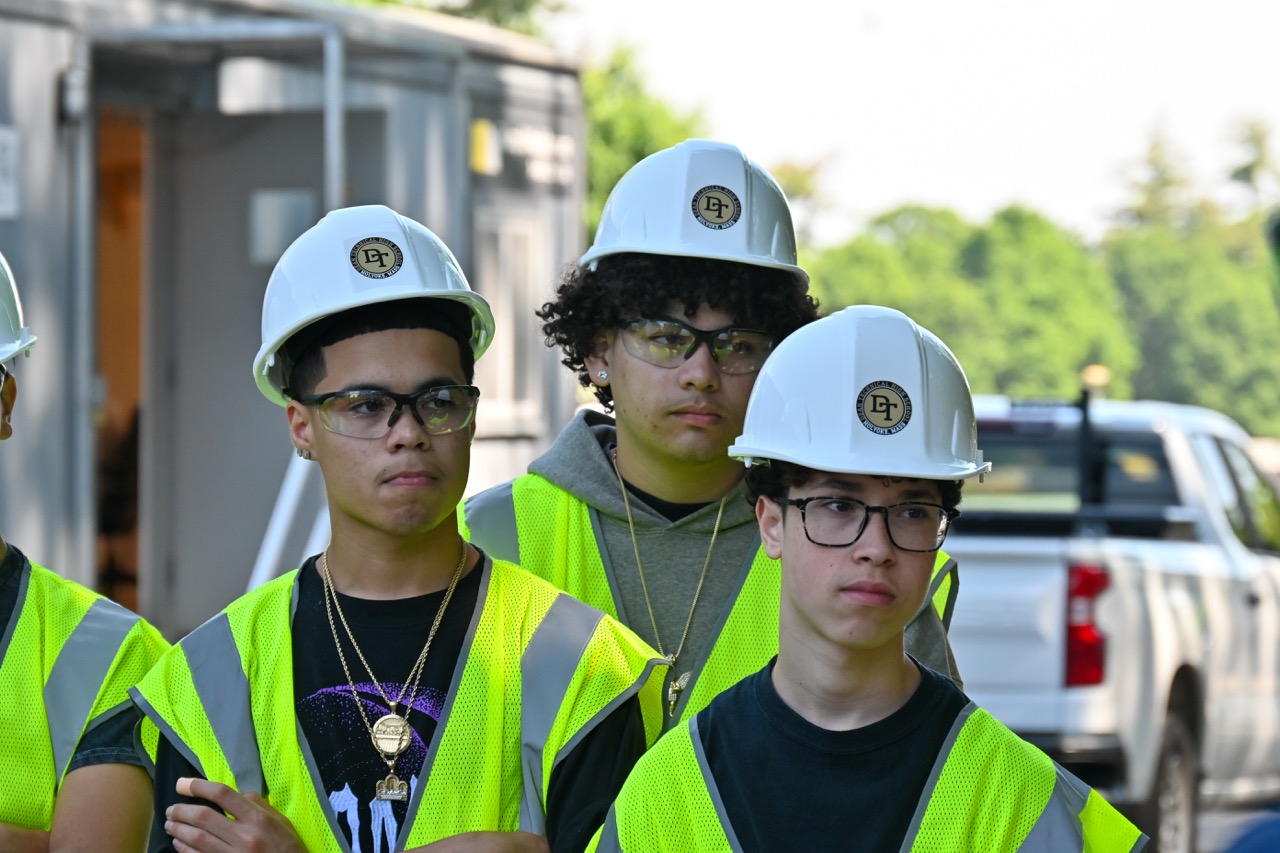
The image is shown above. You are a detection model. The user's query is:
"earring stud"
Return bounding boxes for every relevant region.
[295,447,313,461]
[597,371,608,380]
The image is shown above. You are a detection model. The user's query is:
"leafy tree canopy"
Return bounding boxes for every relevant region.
[580,46,706,241]
[352,0,560,36]
[810,204,1136,401]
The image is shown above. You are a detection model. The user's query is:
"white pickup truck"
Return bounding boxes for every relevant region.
[945,394,1280,853]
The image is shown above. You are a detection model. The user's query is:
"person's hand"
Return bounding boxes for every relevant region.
[164,776,307,853]
[409,830,551,852]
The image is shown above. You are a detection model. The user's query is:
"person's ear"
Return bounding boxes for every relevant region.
[757,495,785,560]
[0,372,17,441]
[286,400,315,459]
[584,331,615,387]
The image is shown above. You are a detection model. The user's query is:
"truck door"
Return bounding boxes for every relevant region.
[1194,433,1280,785]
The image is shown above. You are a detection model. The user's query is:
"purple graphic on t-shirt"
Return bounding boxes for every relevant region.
[298,682,446,853]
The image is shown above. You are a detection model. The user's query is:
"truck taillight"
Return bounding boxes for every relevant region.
[1066,562,1109,686]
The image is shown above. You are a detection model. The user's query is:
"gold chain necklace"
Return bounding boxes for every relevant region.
[611,448,726,717]
[319,542,467,801]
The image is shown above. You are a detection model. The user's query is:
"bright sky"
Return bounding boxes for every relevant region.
[546,1,1280,247]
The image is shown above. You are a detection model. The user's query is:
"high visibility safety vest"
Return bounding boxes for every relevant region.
[130,559,666,852]
[0,560,169,831]
[590,703,1148,853]
[461,475,958,722]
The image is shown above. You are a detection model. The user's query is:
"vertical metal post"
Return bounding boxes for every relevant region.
[322,29,344,212]
[69,35,95,588]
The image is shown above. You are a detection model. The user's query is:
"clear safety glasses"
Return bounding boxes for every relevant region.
[297,385,479,440]
[619,318,775,375]
[785,496,959,553]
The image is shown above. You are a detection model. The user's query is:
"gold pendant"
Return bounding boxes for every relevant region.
[375,773,409,801]
[667,671,692,716]
[371,713,412,758]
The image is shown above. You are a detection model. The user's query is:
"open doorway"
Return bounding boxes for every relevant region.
[94,109,144,610]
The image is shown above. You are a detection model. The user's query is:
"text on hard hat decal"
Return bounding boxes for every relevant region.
[857,381,912,435]
[691,185,742,230]
[350,237,404,279]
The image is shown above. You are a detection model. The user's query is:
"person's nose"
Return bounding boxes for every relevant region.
[678,340,721,391]
[386,403,431,449]
[851,508,895,563]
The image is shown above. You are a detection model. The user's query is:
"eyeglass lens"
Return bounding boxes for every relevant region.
[620,319,774,374]
[794,497,951,552]
[315,386,478,439]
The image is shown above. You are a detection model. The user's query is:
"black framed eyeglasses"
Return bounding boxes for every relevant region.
[619,318,775,375]
[296,385,479,440]
[784,496,959,552]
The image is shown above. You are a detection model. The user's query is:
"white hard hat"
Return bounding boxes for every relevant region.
[730,305,990,480]
[253,205,495,406]
[580,139,808,288]
[0,251,35,366]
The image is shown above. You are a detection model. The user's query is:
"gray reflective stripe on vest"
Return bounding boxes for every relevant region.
[465,481,520,564]
[586,504,628,621]
[667,546,759,722]
[1015,765,1089,852]
[0,562,29,664]
[518,592,605,834]
[45,597,140,780]
[689,715,747,852]
[898,700,978,853]
[184,612,266,795]
[594,806,623,853]
[926,554,958,629]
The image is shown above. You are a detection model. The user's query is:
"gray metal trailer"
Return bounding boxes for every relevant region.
[0,0,583,637]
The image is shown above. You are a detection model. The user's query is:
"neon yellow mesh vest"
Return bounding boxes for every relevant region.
[0,560,169,831]
[461,474,956,722]
[131,559,665,852]
[592,703,1146,853]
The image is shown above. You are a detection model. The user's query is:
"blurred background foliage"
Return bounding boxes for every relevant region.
[362,0,1280,436]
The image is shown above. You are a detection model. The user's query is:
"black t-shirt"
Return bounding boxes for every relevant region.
[606,442,711,522]
[0,544,144,772]
[696,658,969,851]
[149,554,646,853]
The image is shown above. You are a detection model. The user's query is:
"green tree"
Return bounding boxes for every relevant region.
[963,206,1137,399]
[1229,119,1277,209]
[809,205,1136,400]
[1117,132,1191,229]
[770,159,826,250]
[1105,220,1280,434]
[580,46,706,241]
[355,0,560,36]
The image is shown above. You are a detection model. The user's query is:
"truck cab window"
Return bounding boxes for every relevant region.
[1216,439,1280,553]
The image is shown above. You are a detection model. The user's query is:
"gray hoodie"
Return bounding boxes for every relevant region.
[465,410,962,725]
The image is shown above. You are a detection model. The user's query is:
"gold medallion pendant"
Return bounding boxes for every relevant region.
[371,713,412,758]
[319,543,469,800]
[375,773,410,802]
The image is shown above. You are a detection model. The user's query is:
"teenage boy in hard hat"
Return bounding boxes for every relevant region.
[591,305,1148,852]
[0,252,169,851]
[131,205,664,853]
[463,139,962,731]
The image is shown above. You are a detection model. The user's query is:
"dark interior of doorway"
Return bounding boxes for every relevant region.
[95,110,143,610]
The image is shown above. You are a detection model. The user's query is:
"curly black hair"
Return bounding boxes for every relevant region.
[744,461,964,512]
[538,253,820,409]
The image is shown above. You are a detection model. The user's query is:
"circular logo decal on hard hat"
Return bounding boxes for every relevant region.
[857,381,912,436]
[691,185,742,230]
[350,237,404,279]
